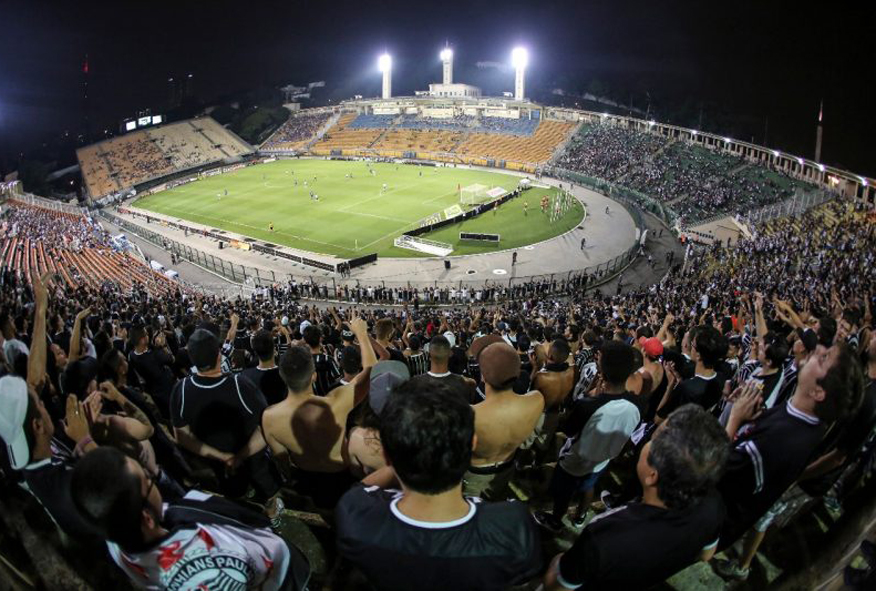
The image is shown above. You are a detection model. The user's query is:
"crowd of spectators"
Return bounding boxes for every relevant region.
[556,124,668,182]
[0,196,874,589]
[263,112,333,150]
[557,124,810,222]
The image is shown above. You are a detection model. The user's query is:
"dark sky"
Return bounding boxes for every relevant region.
[1,0,874,175]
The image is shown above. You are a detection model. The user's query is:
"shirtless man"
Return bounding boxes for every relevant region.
[261,317,375,506]
[521,339,575,465]
[464,343,544,500]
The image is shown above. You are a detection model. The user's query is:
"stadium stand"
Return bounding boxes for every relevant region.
[261,111,333,152]
[76,118,254,199]
[557,122,811,222]
[311,112,387,152]
[455,120,575,164]
[0,188,873,589]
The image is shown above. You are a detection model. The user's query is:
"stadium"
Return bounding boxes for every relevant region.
[1,5,875,591]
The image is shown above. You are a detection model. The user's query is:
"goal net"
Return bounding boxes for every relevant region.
[459,183,492,206]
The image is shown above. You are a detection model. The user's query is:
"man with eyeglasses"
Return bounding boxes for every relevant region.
[71,446,307,590]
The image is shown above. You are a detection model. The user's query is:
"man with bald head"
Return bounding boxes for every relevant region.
[463,342,545,500]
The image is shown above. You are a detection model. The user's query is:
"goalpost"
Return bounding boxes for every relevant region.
[459,183,492,206]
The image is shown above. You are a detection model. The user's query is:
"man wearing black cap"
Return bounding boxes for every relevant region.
[169,328,276,499]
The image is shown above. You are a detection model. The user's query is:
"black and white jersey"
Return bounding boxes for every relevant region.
[336,485,542,591]
[718,400,825,546]
[169,374,267,453]
[312,353,341,397]
[557,491,725,589]
[108,491,290,590]
[406,352,429,377]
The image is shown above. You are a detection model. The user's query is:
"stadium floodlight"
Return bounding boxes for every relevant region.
[692,130,698,136]
[724,137,732,143]
[511,47,528,100]
[797,157,804,165]
[440,47,453,85]
[511,47,528,69]
[378,53,392,73]
[773,150,780,157]
[378,53,392,99]
[818,164,825,172]
[648,120,655,126]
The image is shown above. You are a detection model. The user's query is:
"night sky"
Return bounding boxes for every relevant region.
[1,1,874,176]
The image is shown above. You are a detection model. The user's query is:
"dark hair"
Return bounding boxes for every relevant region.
[70,447,146,551]
[340,345,361,376]
[582,330,598,346]
[278,346,315,393]
[379,379,474,494]
[187,329,221,372]
[251,329,275,363]
[815,344,864,423]
[567,324,580,341]
[516,334,531,353]
[408,334,421,352]
[99,348,124,383]
[550,338,570,363]
[817,317,837,347]
[302,325,321,348]
[693,326,725,369]
[429,335,451,361]
[599,340,636,386]
[648,404,729,510]
[762,334,789,369]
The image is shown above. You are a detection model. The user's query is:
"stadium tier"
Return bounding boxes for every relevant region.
[556,122,814,222]
[261,110,334,151]
[1,184,874,589]
[76,117,254,199]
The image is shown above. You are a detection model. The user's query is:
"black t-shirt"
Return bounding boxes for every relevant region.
[657,373,724,419]
[169,373,267,453]
[408,372,472,404]
[336,485,542,591]
[23,456,101,541]
[800,379,876,497]
[241,366,287,406]
[718,401,825,546]
[128,348,177,411]
[558,491,725,589]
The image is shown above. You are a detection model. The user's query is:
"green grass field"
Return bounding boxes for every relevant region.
[133,160,584,258]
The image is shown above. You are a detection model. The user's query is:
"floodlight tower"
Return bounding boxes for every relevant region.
[378,53,392,99]
[815,99,824,163]
[511,47,528,101]
[440,47,453,85]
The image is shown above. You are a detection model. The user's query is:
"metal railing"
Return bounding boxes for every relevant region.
[99,207,643,303]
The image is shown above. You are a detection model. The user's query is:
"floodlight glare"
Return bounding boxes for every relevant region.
[378,53,392,72]
[818,164,825,172]
[511,47,528,69]
[440,48,452,61]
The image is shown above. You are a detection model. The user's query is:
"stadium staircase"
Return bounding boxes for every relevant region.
[305,112,341,149]
[548,120,583,165]
[729,161,753,176]
[189,122,233,159]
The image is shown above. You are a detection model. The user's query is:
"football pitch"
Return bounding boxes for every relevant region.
[133,160,584,258]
